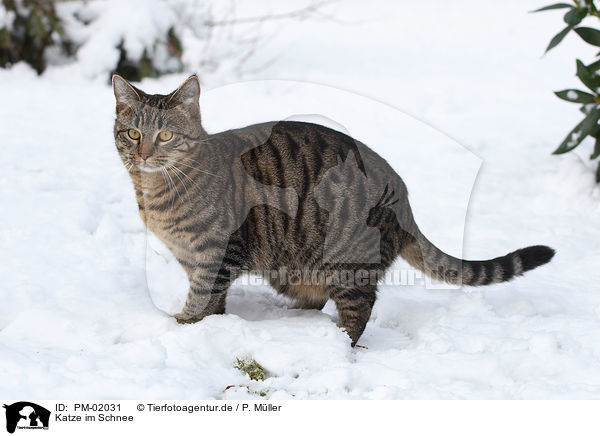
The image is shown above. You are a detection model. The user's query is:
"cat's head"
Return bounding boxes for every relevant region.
[112,75,206,172]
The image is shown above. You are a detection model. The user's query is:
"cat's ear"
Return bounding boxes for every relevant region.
[168,75,200,108]
[112,74,141,112]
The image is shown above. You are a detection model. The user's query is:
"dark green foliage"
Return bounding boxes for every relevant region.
[0,0,66,73]
[553,107,600,154]
[534,0,600,181]
[586,57,600,70]
[574,26,600,45]
[533,3,574,12]
[591,136,600,158]
[0,0,183,81]
[576,59,600,91]
[112,27,183,82]
[554,89,595,103]
[564,7,588,25]
[113,45,159,83]
[545,25,572,52]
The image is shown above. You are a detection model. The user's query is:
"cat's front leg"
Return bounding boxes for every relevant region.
[174,289,225,324]
[174,257,240,324]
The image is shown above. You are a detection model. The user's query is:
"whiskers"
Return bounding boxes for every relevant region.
[165,163,191,200]
[160,166,180,208]
[123,156,136,173]
[160,159,207,208]
[123,154,219,210]
[172,156,221,179]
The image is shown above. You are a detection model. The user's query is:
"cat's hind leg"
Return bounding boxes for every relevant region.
[330,284,376,346]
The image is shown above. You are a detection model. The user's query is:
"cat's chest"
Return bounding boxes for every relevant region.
[143,210,195,260]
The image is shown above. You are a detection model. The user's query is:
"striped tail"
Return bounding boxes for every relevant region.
[399,231,555,286]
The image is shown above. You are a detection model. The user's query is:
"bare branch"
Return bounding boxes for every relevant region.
[203,0,337,27]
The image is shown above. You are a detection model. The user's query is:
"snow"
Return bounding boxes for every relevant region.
[2,0,600,399]
[55,0,178,78]
[567,90,579,100]
[50,0,277,81]
[0,4,15,29]
[567,130,582,148]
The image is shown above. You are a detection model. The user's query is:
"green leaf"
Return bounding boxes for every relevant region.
[574,26,600,46]
[554,89,596,103]
[553,108,600,154]
[564,7,588,25]
[531,3,574,12]
[576,59,600,91]
[591,136,600,159]
[587,58,600,71]
[546,26,572,52]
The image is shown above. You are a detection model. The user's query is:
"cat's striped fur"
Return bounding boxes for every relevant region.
[112,75,555,346]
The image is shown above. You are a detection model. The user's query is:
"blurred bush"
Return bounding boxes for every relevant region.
[0,0,326,82]
[0,0,66,73]
[535,0,600,182]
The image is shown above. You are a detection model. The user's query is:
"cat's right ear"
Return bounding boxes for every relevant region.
[112,74,141,112]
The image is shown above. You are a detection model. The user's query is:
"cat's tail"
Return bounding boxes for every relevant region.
[399,229,555,286]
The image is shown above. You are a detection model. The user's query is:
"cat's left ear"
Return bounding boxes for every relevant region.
[168,75,200,108]
[112,74,141,112]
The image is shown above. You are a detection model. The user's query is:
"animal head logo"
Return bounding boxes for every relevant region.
[3,402,50,434]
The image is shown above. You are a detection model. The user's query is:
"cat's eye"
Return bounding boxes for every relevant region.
[128,129,141,140]
[159,130,173,142]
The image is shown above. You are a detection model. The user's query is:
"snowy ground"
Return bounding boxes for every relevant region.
[2,0,600,399]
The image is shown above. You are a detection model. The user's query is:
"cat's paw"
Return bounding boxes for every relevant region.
[174,312,205,324]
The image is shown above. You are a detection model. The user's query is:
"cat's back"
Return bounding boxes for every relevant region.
[208,121,400,195]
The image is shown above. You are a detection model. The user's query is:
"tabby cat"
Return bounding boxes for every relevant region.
[112,74,555,346]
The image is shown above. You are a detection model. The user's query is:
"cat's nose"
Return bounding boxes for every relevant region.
[140,152,153,161]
